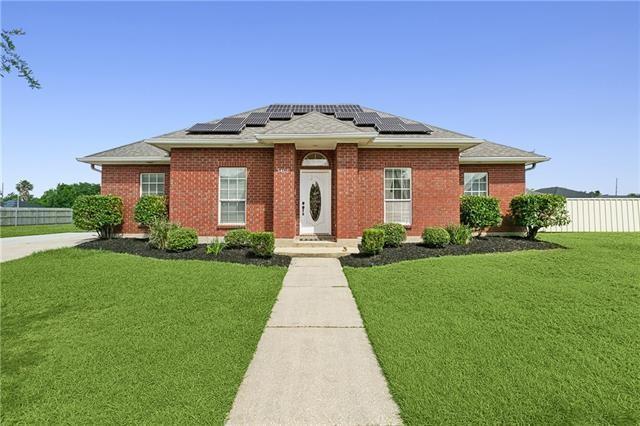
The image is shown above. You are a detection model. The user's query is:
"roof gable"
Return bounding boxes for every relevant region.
[263,111,368,135]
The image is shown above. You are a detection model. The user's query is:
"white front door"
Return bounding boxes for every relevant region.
[300,170,331,235]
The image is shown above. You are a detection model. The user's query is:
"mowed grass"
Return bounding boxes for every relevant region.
[0,223,82,238]
[1,249,286,424]
[346,233,640,424]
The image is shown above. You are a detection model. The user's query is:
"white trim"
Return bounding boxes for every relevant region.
[299,169,332,235]
[77,156,170,164]
[383,167,412,226]
[218,167,247,227]
[460,156,550,164]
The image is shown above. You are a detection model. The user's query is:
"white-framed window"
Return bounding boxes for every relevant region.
[219,167,247,225]
[384,168,412,225]
[302,152,329,167]
[140,173,165,196]
[464,172,489,196]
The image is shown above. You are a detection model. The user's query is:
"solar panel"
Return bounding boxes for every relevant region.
[211,117,246,133]
[315,104,336,114]
[244,112,270,126]
[187,122,220,133]
[335,111,358,120]
[400,123,432,133]
[353,112,380,126]
[266,104,291,113]
[375,117,406,133]
[268,111,294,120]
[292,104,314,114]
[336,104,363,113]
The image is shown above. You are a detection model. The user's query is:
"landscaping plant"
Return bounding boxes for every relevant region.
[374,223,407,247]
[224,229,252,248]
[148,218,178,250]
[134,195,167,226]
[422,227,450,248]
[249,232,275,257]
[460,195,502,231]
[361,228,385,255]
[445,223,473,246]
[510,194,570,240]
[73,195,123,239]
[206,238,226,256]
[166,227,198,252]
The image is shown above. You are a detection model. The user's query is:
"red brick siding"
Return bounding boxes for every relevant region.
[459,164,526,230]
[358,149,460,236]
[101,165,171,234]
[336,144,360,238]
[170,148,273,236]
[273,145,297,238]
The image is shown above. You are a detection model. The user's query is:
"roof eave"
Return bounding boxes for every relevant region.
[367,138,483,150]
[460,156,550,165]
[76,156,171,165]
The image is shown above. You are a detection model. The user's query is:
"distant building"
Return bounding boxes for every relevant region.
[1,200,42,208]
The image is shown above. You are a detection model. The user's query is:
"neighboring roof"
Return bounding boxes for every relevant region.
[535,187,595,198]
[78,104,548,165]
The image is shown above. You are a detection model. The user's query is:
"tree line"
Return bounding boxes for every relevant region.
[1,180,100,208]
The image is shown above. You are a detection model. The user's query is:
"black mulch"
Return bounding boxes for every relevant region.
[77,238,291,267]
[340,237,563,267]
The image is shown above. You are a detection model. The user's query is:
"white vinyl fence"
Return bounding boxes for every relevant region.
[543,198,640,232]
[0,208,73,226]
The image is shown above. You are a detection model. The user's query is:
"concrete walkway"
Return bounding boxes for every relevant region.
[227,258,402,425]
[0,232,97,262]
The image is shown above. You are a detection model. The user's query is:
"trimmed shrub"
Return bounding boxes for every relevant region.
[166,227,198,252]
[249,232,275,257]
[445,224,473,246]
[510,194,570,240]
[224,229,252,248]
[206,238,226,256]
[148,218,178,250]
[422,227,450,248]
[134,195,167,226]
[374,223,407,247]
[460,195,503,231]
[361,228,385,255]
[73,195,123,239]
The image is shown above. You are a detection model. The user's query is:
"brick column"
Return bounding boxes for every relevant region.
[335,144,359,239]
[273,144,297,238]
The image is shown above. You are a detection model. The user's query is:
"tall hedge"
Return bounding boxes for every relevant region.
[134,195,167,226]
[73,195,123,239]
[510,194,570,240]
[460,195,503,231]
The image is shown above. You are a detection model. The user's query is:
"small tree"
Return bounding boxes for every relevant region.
[134,195,167,226]
[1,29,40,89]
[460,195,502,231]
[73,195,123,239]
[510,194,570,240]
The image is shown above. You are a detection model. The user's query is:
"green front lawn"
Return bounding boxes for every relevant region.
[0,223,82,238]
[1,249,285,424]
[346,233,640,424]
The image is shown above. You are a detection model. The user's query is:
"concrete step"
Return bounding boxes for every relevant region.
[275,246,358,258]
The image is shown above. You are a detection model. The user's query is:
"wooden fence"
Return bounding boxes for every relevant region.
[0,208,73,226]
[543,198,640,232]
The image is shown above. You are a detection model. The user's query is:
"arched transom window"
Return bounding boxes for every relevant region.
[302,152,329,167]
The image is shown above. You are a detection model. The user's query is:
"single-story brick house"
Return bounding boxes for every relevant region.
[78,104,548,241]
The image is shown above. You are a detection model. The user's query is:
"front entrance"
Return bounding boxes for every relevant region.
[299,170,331,235]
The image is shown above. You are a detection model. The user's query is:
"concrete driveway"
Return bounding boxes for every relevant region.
[0,232,97,262]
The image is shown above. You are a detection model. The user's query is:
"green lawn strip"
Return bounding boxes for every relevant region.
[1,248,286,424]
[0,224,82,238]
[345,233,640,424]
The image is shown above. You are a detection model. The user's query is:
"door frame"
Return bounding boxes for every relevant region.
[299,169,332,235]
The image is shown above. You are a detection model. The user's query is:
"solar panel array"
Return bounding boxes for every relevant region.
[186,104,432,135]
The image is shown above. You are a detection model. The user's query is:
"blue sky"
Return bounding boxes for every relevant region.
[2,1,638,196]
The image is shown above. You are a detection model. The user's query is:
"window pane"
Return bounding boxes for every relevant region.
[385,169,394,179]
[463,173,488,196]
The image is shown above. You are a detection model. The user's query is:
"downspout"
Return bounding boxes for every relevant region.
[91,164,102,173]
[525,163,536,172]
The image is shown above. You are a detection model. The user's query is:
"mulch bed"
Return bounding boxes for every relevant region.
[77,238,291,267]
[340,237,563,267]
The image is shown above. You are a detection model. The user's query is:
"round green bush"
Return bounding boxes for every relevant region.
[445,224,473,246]
[460,195,502,231]
[361,228,385,255]
[373,223,407,247]
[510,194,570,240]
[224,229,252,248]
[249,232,275,257]
[166,227,198,252]
[73,195,123,239]
[422,227,450,248]
[134,195,167,226]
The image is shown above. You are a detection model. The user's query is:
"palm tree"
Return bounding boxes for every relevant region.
[16,179,33,202]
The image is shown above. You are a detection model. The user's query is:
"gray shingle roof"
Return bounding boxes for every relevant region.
[78,104,548,164]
